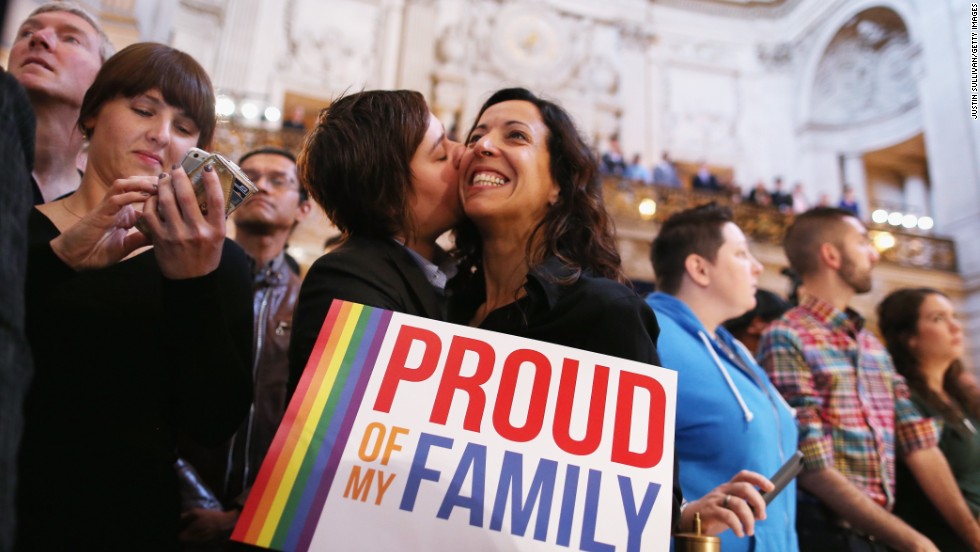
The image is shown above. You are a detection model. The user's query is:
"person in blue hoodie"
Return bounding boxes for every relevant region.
[647,203,799,552]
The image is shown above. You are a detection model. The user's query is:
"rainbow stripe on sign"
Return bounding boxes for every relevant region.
[232,300,393,551]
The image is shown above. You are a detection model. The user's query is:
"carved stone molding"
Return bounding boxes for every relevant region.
[279,0,378,88]
[756,41,795,70]
[810,7,919,127]
[652,0,803,19]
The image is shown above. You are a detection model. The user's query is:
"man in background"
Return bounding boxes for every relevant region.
[178,148,311,548]
[759,207,979,551]
[6,1,112,203]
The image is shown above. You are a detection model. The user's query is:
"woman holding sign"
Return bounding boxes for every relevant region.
[448,87,775,540]
[19,43,253,549]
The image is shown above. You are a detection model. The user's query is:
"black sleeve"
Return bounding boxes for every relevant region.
[578,293,662,367]
[164,239,253,445]
[287,253,405,398]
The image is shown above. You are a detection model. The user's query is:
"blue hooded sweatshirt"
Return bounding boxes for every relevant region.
[647,292,798,552]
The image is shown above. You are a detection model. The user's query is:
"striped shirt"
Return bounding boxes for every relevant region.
[758,294,939,509]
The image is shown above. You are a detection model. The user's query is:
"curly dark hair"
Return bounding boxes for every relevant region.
[452,87,624,285]
[877,287,980,427]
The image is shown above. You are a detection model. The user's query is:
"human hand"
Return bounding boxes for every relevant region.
[681,470,773,538]
[49,178,155,270]
[178,508,239,544]
[140,164,226,279]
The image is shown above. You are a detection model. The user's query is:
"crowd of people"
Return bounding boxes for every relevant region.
[600,140,862,217]
[2,3,978,552]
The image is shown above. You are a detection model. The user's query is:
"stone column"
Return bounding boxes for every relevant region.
[840,153,869,219]
[914,0,980,370]
[903,173,930,216]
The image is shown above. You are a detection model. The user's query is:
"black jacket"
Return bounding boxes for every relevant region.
[288,236,445,395]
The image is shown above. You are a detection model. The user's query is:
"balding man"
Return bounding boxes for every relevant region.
[7,1,113,204]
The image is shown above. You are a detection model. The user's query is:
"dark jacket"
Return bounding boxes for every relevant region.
[20,211,253,550]
[180,252,301,508]
[288,236,446,395]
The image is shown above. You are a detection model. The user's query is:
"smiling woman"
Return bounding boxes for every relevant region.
[446,86,688,526]
[19,43,253,550]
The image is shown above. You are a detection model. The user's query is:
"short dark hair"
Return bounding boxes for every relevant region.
[239,147,306,201]
[454,87,625,283]
[783,207,857,278]
[297,90,428,238]
[78,42,216,148]
[650,202,732,295]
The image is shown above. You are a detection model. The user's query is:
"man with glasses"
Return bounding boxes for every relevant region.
[178,147,311,546]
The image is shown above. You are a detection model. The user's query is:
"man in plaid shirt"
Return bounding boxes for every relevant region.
[759,208,980,552]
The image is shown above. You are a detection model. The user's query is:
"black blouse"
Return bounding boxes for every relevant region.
[448,256,683,531]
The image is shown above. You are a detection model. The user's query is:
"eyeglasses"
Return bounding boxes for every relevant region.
[243,170,299,193]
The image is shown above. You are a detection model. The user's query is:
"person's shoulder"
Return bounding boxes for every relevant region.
[566,273,650,315]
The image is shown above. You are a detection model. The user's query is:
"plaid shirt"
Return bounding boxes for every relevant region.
[758,294,939,509]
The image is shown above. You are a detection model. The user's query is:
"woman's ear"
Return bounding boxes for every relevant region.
[548,182,560,206]
[79,115,96,139]
[684,253,711,287]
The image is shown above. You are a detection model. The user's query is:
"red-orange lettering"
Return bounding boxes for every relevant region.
[373,326,442,413]
[553,360,609,455]
[611,371,666,468]
[430,336,495,430]
[492,349,551,442]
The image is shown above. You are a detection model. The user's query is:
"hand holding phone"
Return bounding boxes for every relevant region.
[762,450,804,505]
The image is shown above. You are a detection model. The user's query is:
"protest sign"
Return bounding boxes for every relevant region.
[232,300,676,551]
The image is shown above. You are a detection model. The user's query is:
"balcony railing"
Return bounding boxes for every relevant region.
[210,123,958,274]
[601,178,958,273]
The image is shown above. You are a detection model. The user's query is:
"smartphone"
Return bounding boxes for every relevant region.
[134,150,257,235]
[762,450,804,505]
[185,153,257,217]
[180,147,209,174]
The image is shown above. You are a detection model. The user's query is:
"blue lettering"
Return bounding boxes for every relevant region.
[436,442,487,527]
[580,469,615,552]
[618,476,661,552]
[489,451,558,541]
[556,464,580,547]
[399,432,454,512]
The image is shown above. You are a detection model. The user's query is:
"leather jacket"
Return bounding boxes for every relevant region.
[226,252,301,505]
[179,252,301,508]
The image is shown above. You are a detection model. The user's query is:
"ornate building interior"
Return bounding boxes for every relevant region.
[3,0,978,369]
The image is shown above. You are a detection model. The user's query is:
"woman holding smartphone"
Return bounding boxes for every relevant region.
[19,43,252,550]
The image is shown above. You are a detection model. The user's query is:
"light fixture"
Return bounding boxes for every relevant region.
[240,101,260,120]
[638,198,657,219]
[871,231,896,251]
[264,106,282,123]
[917,216,934,231]
[887,211,904,226]
[215,95,236,117]
[871,209,888,224]
[901,214,918,229]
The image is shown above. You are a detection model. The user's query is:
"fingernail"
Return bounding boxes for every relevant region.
[171,163,180,170]
[204,164,214,172]
[158,173,168,180]
[141,192,151,197]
